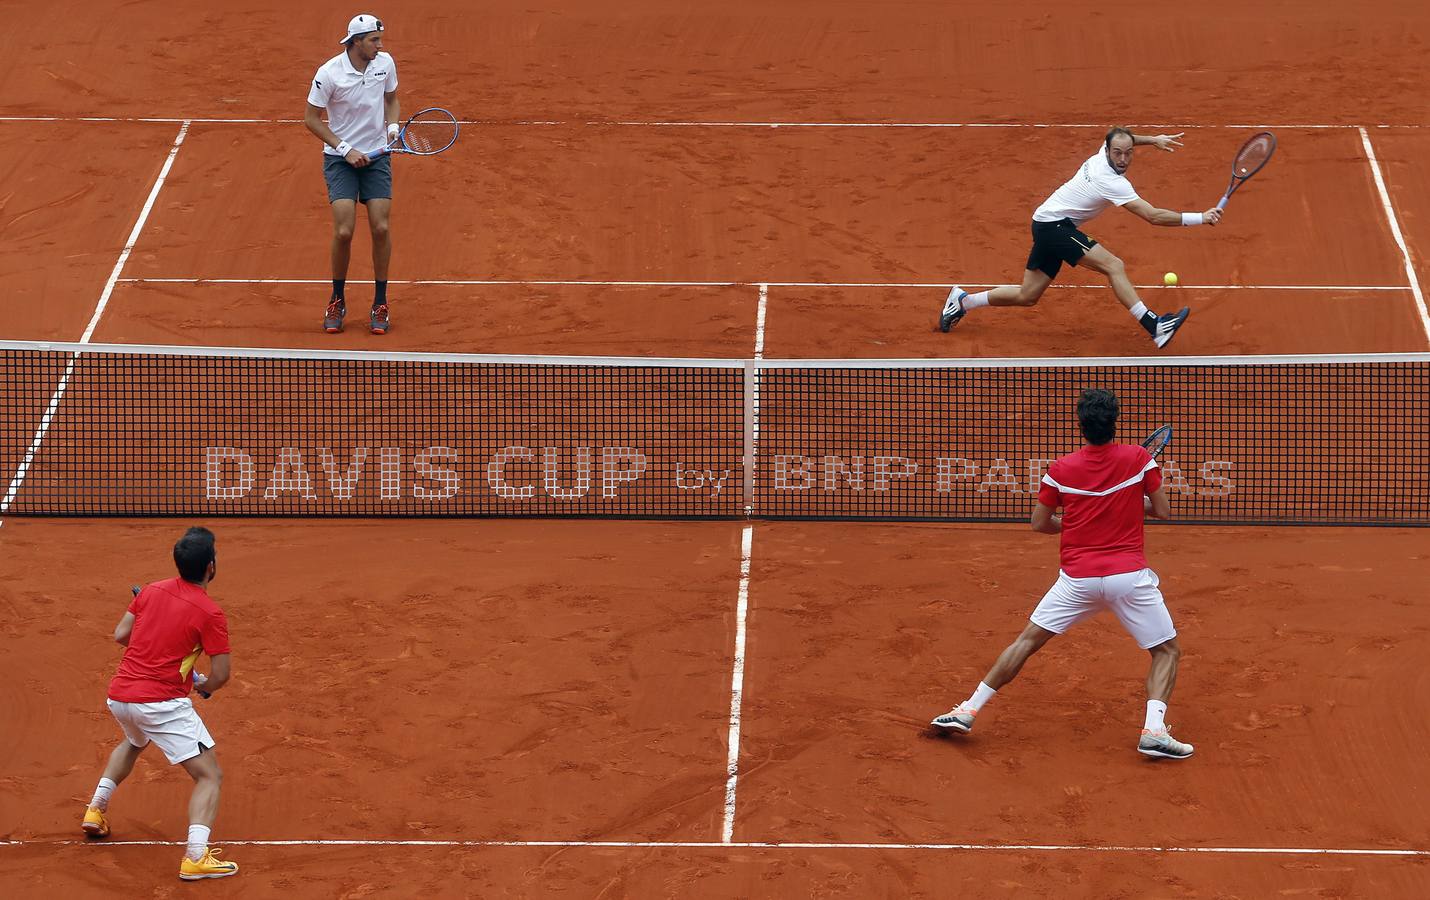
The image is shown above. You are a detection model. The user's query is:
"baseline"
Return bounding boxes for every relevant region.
[3,838,1425,857]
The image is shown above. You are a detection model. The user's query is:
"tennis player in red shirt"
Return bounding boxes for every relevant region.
[931,389,1193,759]
[80,527,240,879]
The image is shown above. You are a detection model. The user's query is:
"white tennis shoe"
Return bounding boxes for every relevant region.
[930,703,977,733]
[1138,726,1194,759]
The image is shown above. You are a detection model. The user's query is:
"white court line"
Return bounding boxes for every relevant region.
[0,121,190,524]
[1358,127,1430,344]
[116,277,1410,291]
[2,115,1429,129]
[82,122,191,342]
[0,359,79,517]
[754,284,768,358]
[3,838,1425,857]
[721,524,755,844]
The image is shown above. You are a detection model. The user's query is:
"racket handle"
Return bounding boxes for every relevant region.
[1216,195,1230,210]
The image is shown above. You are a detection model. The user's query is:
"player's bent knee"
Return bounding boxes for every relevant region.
[1149,637,1180,659]
[1019,622,1057,649]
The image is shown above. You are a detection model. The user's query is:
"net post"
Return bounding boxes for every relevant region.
[742,359,757,517]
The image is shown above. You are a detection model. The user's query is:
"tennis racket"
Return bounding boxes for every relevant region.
[1141,424,1173,460]
[1215,131,1276,210]
[369,107,460,157]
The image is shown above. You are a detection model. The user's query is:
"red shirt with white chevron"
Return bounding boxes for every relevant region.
[108,578,230,703]
[1037,442,1161,577]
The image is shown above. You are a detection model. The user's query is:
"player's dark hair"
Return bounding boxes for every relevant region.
[1104,126,1135,150]
[1077,388,1119,445]
[173,527,216,583]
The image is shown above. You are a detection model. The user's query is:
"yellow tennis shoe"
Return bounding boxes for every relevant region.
[81,806,109,839]
[179,848,239,881]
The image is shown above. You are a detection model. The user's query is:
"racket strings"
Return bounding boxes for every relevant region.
[1234,134,1275,176]
[405,127,436,153]
[1141,426,1173,460]
[402,112,458,155]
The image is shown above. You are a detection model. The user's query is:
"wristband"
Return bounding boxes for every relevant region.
[335,141,352,157]
[1180,212,1204,226]
[387,123,401,140]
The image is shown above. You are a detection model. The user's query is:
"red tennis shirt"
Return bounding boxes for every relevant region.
[1037,442,1162,577]
[108,577,231,703]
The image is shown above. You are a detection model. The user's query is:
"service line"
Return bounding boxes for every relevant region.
[116,277,1410,291]
[721,524,755,844]
[3,116,1430,129]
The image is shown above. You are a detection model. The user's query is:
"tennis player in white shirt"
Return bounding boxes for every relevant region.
[939,128,1222,348]
[304,14,400,336]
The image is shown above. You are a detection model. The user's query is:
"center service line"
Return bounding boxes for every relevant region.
[721,524,755,844]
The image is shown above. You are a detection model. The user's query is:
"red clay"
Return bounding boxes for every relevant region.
[1,521,1428,897]
[3,0,1430,896]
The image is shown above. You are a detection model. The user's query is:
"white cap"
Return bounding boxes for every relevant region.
[339,14,383,44]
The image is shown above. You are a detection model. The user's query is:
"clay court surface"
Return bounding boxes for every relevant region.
[3,1,1430,896]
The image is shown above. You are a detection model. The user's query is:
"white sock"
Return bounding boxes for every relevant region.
[1144,699,1168,732]
[1129,301,1149,320]
[90,777,117,811]
[965,681,997,712]
[964,291,991,310]
[186,824,211,862]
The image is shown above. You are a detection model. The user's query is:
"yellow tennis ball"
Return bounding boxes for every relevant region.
[1163,272,1179,286]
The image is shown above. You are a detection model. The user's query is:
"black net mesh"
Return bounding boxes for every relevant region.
[3,343,1426,525]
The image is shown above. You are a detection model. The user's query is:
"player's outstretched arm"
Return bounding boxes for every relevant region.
[1133,132,1184,152]
[1123,198,1223,227]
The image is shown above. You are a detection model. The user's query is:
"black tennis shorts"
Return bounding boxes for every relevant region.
[1026,218,1098,279]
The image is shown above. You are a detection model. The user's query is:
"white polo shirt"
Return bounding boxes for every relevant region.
[308,51,398,156]
[1032,144,1140,225]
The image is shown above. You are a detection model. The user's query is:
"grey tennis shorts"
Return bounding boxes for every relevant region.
[323,153,392,204]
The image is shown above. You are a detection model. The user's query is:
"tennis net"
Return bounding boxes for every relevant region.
[3,341,1427,525]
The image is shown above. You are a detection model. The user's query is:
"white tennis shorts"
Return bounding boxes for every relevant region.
[106,697,215,765]
[1029,567,1176,649]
